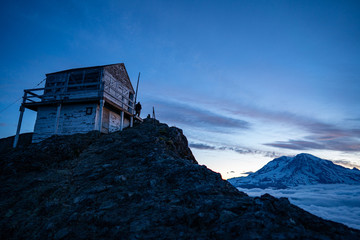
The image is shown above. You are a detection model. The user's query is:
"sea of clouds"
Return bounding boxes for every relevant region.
[237,184,360,230]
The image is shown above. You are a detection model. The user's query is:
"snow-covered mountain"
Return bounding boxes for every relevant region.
[228,153,360,189]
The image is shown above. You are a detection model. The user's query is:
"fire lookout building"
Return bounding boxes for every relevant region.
[14,63,141,147]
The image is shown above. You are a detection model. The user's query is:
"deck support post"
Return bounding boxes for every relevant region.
[13,104,25,148]
[120,111,124,131]
[54,103,62,134]
[13,91,28,148]
[98,99,104,132]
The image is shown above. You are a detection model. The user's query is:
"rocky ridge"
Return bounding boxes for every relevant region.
[1,119,360,239]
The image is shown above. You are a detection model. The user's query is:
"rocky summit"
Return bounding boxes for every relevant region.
[1,118,360,239]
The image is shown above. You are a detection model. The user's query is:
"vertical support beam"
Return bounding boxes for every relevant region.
[64,72,69,94]
[120,111,124,131]
[54,103,62,134]
[98,99,104,132]
[130,114,134,127]
[13,104,25,148]
[98,69,104,96]
[14,91,27,148]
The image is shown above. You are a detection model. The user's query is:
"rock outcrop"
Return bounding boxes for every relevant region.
[1,119,359,239]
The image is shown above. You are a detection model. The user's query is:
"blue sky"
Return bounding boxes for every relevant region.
[1,0,359,178]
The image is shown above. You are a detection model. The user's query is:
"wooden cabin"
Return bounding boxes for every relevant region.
[13,63,140,146]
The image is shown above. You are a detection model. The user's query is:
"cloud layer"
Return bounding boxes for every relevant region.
[149,96,360,156]
[152,98,250,132]
[237,184,360,230]
[189,142,281,159]
[223,100,360,152]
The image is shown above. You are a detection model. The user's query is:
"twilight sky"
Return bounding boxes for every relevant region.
[1,0,359,178]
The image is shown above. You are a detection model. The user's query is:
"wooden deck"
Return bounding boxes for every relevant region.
[21,80,135,116]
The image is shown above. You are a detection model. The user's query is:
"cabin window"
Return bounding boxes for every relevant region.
[67,69,100,91]
[84,69,100,90]
[68,71,83,91]
[44,74,66,94]
[86,107,93,115]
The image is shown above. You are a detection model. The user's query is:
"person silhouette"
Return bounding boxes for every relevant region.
[135,102,142,117]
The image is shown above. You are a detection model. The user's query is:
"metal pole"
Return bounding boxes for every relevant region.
[134,72,140,104]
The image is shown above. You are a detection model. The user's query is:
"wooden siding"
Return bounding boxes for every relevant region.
[101,108,110,133]
[109,111,121,132]
[102,69,134,114]
[32,103,97,143]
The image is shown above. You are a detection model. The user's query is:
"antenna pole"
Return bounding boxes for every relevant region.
[134,72,140,104]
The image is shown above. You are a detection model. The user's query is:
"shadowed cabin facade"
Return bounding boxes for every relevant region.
[13,63,141,147]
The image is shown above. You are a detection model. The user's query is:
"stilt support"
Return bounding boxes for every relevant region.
[120,111,124,131]
[54,103,62,134]
[98,99,104,132]
[13,104,25,148]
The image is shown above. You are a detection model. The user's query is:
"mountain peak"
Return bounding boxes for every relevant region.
[229,153,360,189]
[295,153,317,159]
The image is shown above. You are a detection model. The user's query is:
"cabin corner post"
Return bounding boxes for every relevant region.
[120,111,124,131]
[98,99,104,132]
[130,93,135,128]
[54,103,62,134]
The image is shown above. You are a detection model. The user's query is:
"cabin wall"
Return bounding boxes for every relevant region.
[124,117,130,128]
[102,67,134,113]
[100,108,130,133]
[109,111,121,132]
[101,108,110,133]
[32,103,97,143]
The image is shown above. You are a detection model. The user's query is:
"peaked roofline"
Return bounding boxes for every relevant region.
[119,64,135,93]
[45,63,125,76]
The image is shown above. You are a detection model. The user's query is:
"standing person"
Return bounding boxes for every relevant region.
[135,102,142,117]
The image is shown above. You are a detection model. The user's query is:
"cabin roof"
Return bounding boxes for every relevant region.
[46,63,124,75]
[46,63,135,92]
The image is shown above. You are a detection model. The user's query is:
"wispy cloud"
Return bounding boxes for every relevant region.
[223,101,360,152]
[189,143,216,150]
[332,160,360,170]
[150,96,360,153]
[265,139,325,151]
[346,118,360,122]
[265,137,360,152]
[189,141,281,159]
[151,98,250,132]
